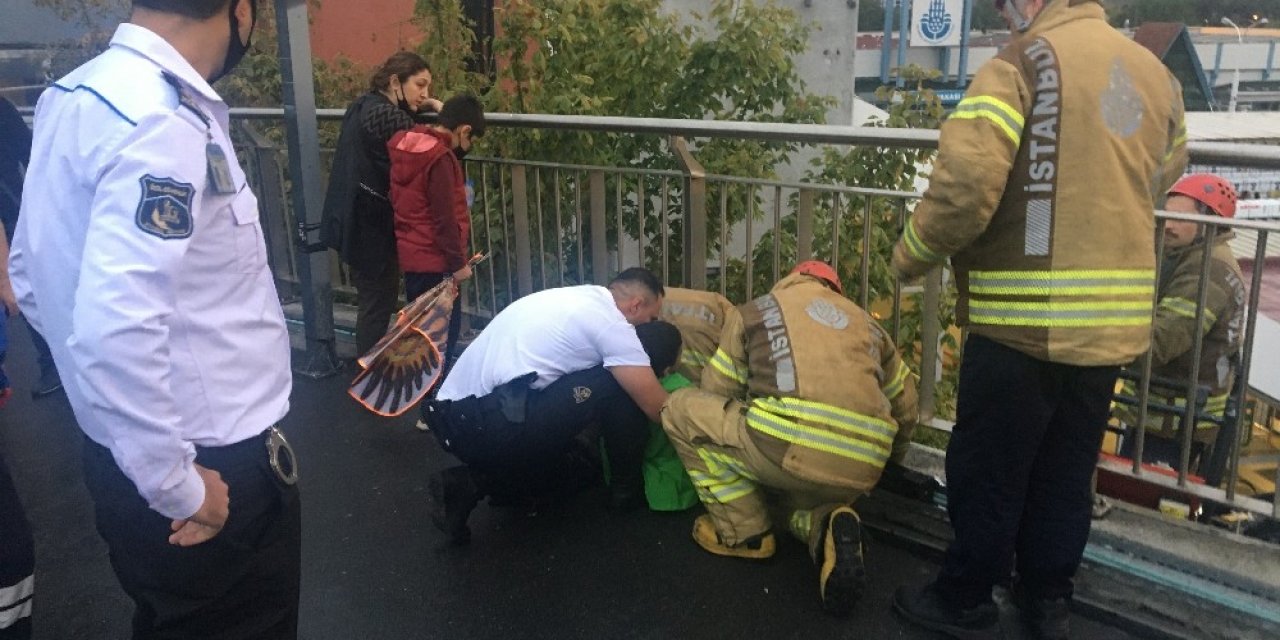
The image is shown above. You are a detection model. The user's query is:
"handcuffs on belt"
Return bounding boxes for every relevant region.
[265,426,299,486]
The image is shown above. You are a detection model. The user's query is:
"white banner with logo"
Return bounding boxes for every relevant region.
[911,0,964,47]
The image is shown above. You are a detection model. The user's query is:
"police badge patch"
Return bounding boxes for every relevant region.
[135,175,194,240]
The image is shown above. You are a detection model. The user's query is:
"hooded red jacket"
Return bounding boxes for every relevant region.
[387,126,470,273]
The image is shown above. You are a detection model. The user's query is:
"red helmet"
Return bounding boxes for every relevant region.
[791,260,843,294]
[1167,174,1238,218]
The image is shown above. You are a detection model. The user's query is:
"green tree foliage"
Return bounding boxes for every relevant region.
[413,0,834,299]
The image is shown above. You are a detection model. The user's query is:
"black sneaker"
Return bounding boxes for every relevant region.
[893,583,998,640]
[428,466,479,546]
[31,369,62,399]
[1013,589,1070,640]
[815,506,866,617]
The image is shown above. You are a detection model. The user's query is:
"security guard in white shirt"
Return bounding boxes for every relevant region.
[8,2,301,638]
[427,268,669,544]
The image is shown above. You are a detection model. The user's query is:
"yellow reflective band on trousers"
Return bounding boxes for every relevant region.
[1160,297,1217,331]
[883,362,912,400]
[968,269,1155,328]
[950,95,1025,146]
[903,217,946,265]
[790,509,813,542]
[708,348,748,385]
[689,449,757,504]
[746,403,892,468]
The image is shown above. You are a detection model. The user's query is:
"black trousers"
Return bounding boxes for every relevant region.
[938,335,1117,606]
[432,366,649,499]
[350,259,401,357]
[404,271,463,396]
[82,432,301,640]
[0,451,33,640]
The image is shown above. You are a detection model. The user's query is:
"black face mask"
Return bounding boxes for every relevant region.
[395,88,413,113]
[453,146,470,160]
[211,0,257,83]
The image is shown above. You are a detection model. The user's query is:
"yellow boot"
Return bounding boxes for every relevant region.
[691,515,775,560]
[814,506,866,616]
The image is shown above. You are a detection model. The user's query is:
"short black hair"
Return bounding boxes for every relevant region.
[609,267,664,300]
[133,0,236,20]
[635,321,682,376]
[439,95,486,137]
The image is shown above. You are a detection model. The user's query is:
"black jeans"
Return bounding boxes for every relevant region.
[350,259,401,357]
[82,433,301,640]
[432,367,649,500]
[937,335,1117,606]
[0,451,33,640]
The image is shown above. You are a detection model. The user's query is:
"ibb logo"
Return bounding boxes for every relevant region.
[918,0,954,44]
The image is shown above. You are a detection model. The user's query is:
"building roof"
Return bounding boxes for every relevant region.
[1133,22,1184,58]
[1185,112,1280,141]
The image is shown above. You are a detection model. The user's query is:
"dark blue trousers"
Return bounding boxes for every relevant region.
[937,334,1117,607]
[0,450,33,640]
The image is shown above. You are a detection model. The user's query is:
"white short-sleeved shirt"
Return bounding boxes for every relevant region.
[437,285,650,400]
[8,24,291,520]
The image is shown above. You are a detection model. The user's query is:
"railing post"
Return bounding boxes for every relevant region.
[240,124,294,288]
[918,266,944,424]
[589,171,608,284]
[797,189,814,262]
[671,136,707,289]
[274,0,337,378]
[511,166,533,297]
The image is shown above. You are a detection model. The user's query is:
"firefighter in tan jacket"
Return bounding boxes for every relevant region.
[662,262,918,616]
[1118,174,1246,470]
[888,1,1188,638]
[660,287,735,382]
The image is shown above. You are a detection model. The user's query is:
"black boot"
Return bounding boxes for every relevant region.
[1013,588,1070,640]
[814,506,867,617]
[428,465,480,546]
[893,582,998,640]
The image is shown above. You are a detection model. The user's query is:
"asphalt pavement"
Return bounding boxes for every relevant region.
[0,317,1132,639]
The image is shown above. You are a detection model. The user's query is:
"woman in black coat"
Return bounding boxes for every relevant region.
[321,52,442,356]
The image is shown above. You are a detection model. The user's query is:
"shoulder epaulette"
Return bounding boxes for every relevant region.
[161,71,211,129]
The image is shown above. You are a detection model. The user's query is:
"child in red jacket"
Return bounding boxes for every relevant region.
[387,95,486,429]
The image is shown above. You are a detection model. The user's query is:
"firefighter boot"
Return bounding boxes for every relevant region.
[428,465,480,546]
[893,582,998,640]
[813,506,866,616]
[691,515,775,560]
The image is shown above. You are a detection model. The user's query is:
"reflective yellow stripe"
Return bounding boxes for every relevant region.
[951,95,1024,145]
[1159,297,1217,330]
[903,217,946,264]
[681,349,710,368]
[969,299,1152,327]
[746,407,890,467]
[753,397,897,446]
[689,450,757,504]
[790,509,814,541]
[708,348,747,385]
[883,362,912,400]
[1118,381,1229,426]
[969,269,1155,297]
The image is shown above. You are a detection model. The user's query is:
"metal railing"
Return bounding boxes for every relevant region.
[231,109,1280,520]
